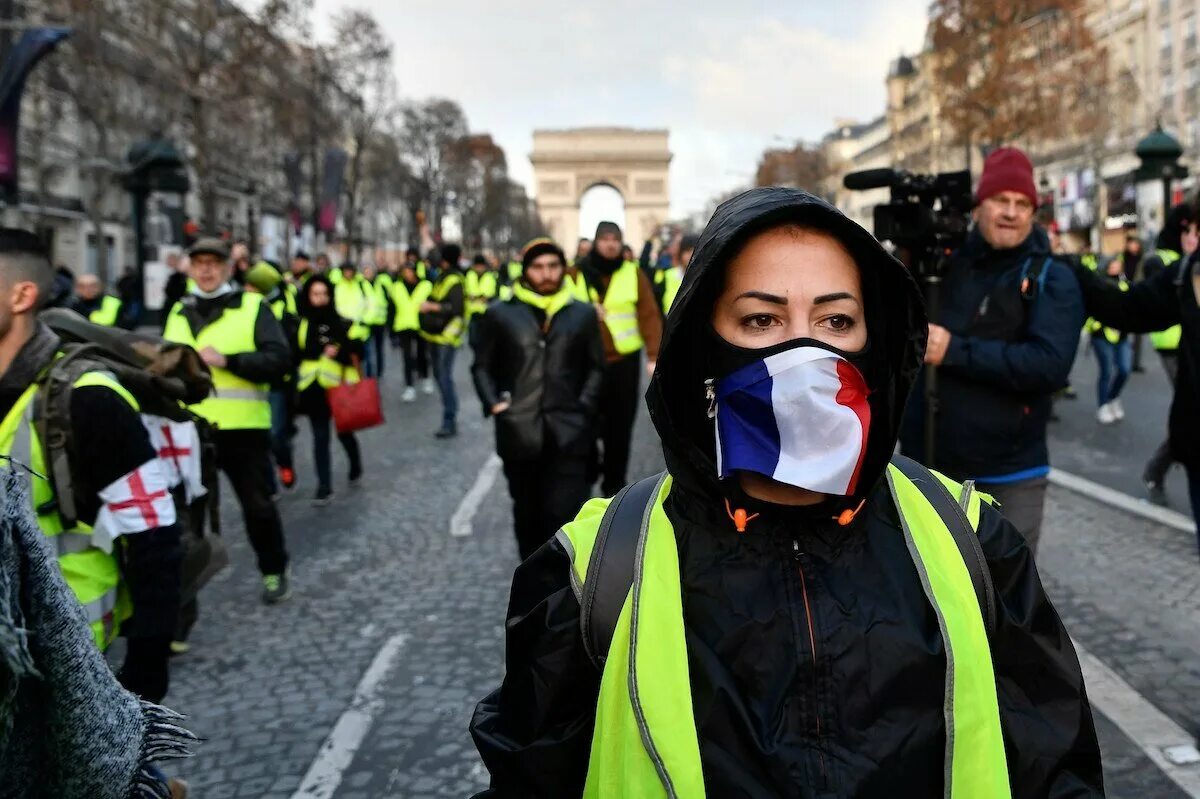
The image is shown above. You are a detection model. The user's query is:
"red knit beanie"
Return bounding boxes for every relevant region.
[975,147,1038,207]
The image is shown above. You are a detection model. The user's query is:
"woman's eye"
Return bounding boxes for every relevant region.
[825,315,855,331]
[743,314,778,330]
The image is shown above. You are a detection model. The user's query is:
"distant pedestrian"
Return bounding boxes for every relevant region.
[294,276,364,506]
[1086,257,1132,424]
[1122,235,1147,371]
[392,262,432,402]
[470,237,604,559]
[420,244,466,438]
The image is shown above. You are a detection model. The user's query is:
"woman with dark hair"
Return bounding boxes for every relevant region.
[471,187,1103,797]
[295,276,363,505]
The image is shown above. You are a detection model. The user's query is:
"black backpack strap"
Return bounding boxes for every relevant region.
[890,455,997,636]
[579,472,666,669]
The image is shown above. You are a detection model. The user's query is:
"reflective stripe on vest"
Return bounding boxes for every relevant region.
[1151,249,1183,351]
[163,293,272,430]
[589,261,645,355]
[296,319,361,390]
[0,376,132,650]
[421,273,465,347]
[89,295,122,326]
[1087,277,1130,344]
[556,467,1009,798]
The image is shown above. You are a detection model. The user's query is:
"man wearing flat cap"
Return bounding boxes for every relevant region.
[163,237,294,605]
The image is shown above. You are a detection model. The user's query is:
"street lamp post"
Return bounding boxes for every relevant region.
[122,134,189,323]
[1135,124,1188,232]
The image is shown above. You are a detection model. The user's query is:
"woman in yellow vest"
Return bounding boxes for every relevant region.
[471,188,1103,797]
[295,275,363,506]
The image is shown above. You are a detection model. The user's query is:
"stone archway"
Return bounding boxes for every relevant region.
[530,127,671,251]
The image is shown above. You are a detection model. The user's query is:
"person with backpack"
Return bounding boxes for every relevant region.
[899,147,1085,554]
[470,187,1103,798]
[0,228,184,704]
[163,238,293,604]
[470,238,604,560]
[294,275,364,506]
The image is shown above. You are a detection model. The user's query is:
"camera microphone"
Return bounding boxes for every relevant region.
[842,168,900,191]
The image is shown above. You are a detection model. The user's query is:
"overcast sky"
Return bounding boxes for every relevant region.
[312,1,930,218]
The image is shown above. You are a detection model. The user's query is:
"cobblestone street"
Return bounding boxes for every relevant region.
[155,356,1200,798]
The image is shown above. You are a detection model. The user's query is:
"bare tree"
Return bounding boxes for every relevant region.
[398,98,469,235]
[754,143,827,193]
[929,0,1103,153]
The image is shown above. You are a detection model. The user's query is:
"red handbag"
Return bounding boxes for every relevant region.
[326,359,384,434]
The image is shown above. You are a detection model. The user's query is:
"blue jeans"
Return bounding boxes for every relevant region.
[309,402,360,493]
[362,334,379,378]
[431,343,459,429]
[1091,336,1132,406]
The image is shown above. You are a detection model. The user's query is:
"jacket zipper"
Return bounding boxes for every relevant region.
[793,539,827,786]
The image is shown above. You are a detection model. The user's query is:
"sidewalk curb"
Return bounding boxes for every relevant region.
[1049,469,1194,534]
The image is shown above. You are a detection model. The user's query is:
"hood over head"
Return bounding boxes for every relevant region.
[646,187,927,507]
[1156,202,1195,254]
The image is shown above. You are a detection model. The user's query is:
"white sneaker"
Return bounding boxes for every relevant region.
[421,378,435,395]
[1110,398,1125,420]
[1097,403,1116,425]
[401,386,416,403]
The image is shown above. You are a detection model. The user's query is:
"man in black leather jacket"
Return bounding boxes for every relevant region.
[470,238,605,559]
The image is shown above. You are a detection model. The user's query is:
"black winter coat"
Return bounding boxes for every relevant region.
[470,189,1103,797]
[470,296,604,462]
[1074,250,1200,468]
[900,228,1085,481]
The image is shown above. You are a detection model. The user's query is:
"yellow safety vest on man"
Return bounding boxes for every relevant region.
[1150,249,1183,351]
[0,374,134,649]
[269,289,297,321]
[661,267,684,314]
[392,279,432,332]
[163,293,272,430]
[420,272,465,347]
[295,318,362,391]
[88,295,123,326]
[589,260,645,356]
[464,269,498,320]
[556,463,1009,798]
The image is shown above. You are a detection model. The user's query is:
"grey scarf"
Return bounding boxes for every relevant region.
[0,467,195,798]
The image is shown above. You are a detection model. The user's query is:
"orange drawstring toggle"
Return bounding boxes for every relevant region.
[725,498,760,533]
[836,498,867,527]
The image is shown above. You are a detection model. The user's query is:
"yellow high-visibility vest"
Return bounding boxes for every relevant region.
[163,293,271,430]
[0,375,134,650]
[88,295,122,326]
[465,270,498,320]
[420,273,465,347]
[296,318,362,390]
[392,279,432,332]
[557,463,1009,798]
[1150,249,1183,351]
[589,261,645,355]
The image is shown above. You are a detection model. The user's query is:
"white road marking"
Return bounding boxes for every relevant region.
[450,453,503,537]
[1075,640,1200,796]
[291,634,408,799]
[1049,468,1194,533]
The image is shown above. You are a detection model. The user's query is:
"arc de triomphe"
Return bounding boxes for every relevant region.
[530,127,672,248]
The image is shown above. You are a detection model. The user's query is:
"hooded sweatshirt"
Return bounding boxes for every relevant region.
[470,188,1103,797]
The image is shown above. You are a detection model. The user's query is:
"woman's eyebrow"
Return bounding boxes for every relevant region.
[812,292,859,306]
[735,290,788,306]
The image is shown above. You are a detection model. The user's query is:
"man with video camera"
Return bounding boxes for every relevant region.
[900,148,1085,554]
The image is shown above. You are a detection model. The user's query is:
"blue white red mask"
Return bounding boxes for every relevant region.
[711,343,871,496]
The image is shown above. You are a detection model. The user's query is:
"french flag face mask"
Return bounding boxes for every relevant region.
[709,342,872,497]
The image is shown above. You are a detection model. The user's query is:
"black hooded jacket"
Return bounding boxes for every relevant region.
[470,190,1103,796]
[469,189,1103,798]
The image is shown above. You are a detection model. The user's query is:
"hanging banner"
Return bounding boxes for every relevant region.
[318,147,347,234]
[0,28,71,202]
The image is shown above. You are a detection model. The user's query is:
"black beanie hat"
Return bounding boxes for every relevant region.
[594,221,622,240]
[521,237,566,270]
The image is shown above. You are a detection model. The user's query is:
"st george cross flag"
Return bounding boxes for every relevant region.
[142,415,206,503]
[92,459,176,552]
[714,346,871,496]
